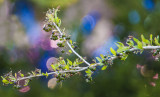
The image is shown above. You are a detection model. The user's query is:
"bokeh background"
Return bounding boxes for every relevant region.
[0,0,160,97]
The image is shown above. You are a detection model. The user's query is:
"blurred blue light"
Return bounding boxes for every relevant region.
[142,0,155,11]
[14,0,41,45]
[38,51,56,72]
[39,53,50,72]
[81,11,101,35]
[14,1,36,30]
[128,10,140,25]
[93,37,118,57]
[82,15,95,33]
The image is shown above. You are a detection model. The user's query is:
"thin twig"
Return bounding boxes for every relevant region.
[13,46,160,82]
[52,22,91,66]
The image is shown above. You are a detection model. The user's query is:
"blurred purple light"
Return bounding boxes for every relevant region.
[40,38,53,51]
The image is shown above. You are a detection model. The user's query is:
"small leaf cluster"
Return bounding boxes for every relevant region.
[96,54,112,71]
[48,57,84,83]
[1,69,40,89]
[43,8,78,55]
[95,34,160,72]
[112,34,160,60]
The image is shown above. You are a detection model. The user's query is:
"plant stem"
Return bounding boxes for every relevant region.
[13,46,160,82]
[52,22,91,66]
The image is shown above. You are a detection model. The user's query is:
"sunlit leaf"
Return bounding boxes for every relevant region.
[101,65,107,70]
[100,54,104,59]
[117,42,124,47]
[96,57,102,63]
[133,38,143,49]
[51,64,56,71]
[150,34,153,45]
[69,40,73,45]
[85,69,92,74]
[154,36,160,46]
[68,50,72,54]
[65,64,70,70]
[126,40,134,46]
[121,54,128,61]
[67,59,72,66]
[110,47,116,56]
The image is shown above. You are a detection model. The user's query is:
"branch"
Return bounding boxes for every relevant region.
[10,45,160,82]
[52,22,91,66]
[2,8,160,89]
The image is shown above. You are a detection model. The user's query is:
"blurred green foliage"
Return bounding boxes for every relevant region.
[108,0,160,39]
[31,0,78,8]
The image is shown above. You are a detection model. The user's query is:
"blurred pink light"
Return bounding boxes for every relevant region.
[50,40,59,48]
[153,73,158,80]
[46,57,58,71]
[40,38,52,51]
[19,86,30,93]
[136,64,142,69]
[150,82,156,87]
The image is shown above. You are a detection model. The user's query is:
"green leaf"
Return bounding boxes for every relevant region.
[73,61,77,67]
[60,60,66,65]
[58,19,61,27]
[126,40,134,46]
[115,43,121,48]
[32,71,36,75]
[69,40,73,45]
[85,69,92,77]
[154,36,160,46]
[42,72,49,77]
[141,35,145,42]
[96,57,102,63]
[110,47,116,56]
[75,59,83,65]
[150,34,153,45]
[145,39,150,45]
[90,63,96,66]
[45,72,48,77]
[67,59,72,66]
[133,38,143,49]
[54,9,58,19]
[51,64,56,71]
[141,35,150,45]
[68,50,72,54]
[133,37,139,43]
[85,69,92,74]
[1,76,10,84]
[101,65,107,70]
[2,79,9,84]
[100,54,104,59]
[117,47,129,53]
[121,54,128,61]
[99,63,104,66]
[117,42,124,47]
[24,79,30,86]
[47,14,55,22]
[65,65,69,70]
[20,74,24,77]
[137,41,143,49]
